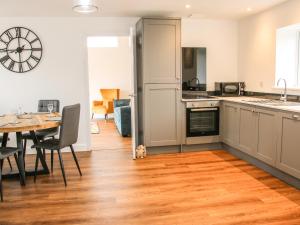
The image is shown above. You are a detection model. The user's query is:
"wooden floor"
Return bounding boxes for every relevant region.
[0,124,300,224]
[91,119,132,151]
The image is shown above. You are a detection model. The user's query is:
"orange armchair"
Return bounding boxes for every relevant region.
[92,89,120,119]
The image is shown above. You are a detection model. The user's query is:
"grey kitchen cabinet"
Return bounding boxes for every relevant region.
[222,103,278,166]
[136,18,181,148]
[255,108,278,166]
[144,84,181,147]
[276,112,300,179]
[221,102,239,148]
[238,105,257,156]
[143,19,181,84]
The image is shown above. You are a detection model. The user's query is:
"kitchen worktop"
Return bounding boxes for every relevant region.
[182,96,300,114]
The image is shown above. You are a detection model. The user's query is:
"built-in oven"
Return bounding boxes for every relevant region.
[186,101,220,137]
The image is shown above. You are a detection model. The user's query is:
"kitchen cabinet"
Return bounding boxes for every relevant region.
[143,19,181,84]
[144,84,181,147]
[223,103,278,166]
[238,105,257,156]
[136,18,181,147]
[276,112,300,179]
[221,102,239,148]
[255,108,278,166]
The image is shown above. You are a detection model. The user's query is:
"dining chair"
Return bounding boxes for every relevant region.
[22,100,60,160]
[33,104,82,186]
[0,135,12,171]
[0,142,25,201]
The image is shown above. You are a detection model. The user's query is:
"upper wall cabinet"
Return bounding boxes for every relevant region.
[143,19,181,84]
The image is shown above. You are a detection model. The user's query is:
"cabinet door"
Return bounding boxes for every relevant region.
[221,103,239,148]
[255,108,278,166]
[144,84,181,147]
[143,19,181,84]
[276,112,300,179]
[238,105,257,156]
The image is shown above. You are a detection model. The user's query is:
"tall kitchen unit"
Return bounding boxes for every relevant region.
[136,18,182,148]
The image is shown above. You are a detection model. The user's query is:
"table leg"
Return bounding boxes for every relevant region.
[16,132,26,186]
[30,131,49,174]
[1,133,8,171]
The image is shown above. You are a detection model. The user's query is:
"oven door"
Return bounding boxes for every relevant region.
[186,107,219,137]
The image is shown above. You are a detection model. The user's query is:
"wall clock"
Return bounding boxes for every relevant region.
[0,27,43,73]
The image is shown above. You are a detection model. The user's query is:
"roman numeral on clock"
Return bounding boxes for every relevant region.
[8,60,15,70]
[31,55,40,62]
[5,30,13,41]
[30,38,39,44]
[18,63,23,73]
[27,61,33,70]
[15,27,21,38]
[0,55,9,63]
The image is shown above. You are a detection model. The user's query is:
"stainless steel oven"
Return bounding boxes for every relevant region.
[186,101,220,137]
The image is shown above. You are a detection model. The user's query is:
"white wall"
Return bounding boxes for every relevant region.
[181,18,238,91]
[238,0,300,94]
[88,36,132,113]
[0,17,138,150]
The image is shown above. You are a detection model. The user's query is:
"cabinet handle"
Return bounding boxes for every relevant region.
[252,109,255,113]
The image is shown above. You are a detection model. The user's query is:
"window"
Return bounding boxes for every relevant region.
[275,24,300,88]
[87,36,119,48]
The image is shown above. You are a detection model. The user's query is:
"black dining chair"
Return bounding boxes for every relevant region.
[0,135,12,171]
[22,100,60,159]
[33,104,82,186]
[0,140,25,201]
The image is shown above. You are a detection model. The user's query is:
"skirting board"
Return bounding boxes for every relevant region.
[147,143,222,155]
[222,143,300,190]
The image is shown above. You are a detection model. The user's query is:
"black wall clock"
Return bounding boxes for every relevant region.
[0,27,43,73]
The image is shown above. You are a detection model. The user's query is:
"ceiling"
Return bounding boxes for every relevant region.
[0,0,289,19]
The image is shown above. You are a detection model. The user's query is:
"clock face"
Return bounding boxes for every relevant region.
[0,27,43,73]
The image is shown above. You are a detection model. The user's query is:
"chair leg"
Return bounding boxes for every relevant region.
[34,154,39,183]
[57,150,67,186]
[7,157,12,171]
[51,151,54,173]
[0,160,3,202]
[70,145,82,176]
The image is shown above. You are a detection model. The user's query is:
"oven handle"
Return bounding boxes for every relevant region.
[190,108,219,112]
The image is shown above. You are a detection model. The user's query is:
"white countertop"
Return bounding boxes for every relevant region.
[182,96,300,114]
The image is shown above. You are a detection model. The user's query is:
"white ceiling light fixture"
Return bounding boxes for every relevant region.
[185,4,191,9]
[246,7,253,12]
[73,0,99,14]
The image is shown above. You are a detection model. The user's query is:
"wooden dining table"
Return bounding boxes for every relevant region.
[0,113,61,185]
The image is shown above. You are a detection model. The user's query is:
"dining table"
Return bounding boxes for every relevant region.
[0,113,61,185]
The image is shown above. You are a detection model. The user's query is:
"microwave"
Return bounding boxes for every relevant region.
[215,82,245,96]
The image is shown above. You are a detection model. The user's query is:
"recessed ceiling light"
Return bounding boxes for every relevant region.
[246,7,253,12]
[73,0,99,14]
[185,4,191,9]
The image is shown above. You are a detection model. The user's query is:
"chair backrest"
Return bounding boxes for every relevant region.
[100,89,120,102]
[59,104,80,148]
[38,100,60,113]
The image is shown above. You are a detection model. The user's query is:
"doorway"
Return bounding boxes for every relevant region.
[87,35,135,154]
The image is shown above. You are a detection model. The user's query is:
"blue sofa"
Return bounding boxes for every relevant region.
[113,99,131,137]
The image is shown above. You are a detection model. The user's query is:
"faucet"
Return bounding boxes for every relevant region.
[189,77,200,86]
[277,78,287,102]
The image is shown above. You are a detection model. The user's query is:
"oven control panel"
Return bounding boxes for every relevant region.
[186,101,220,108]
